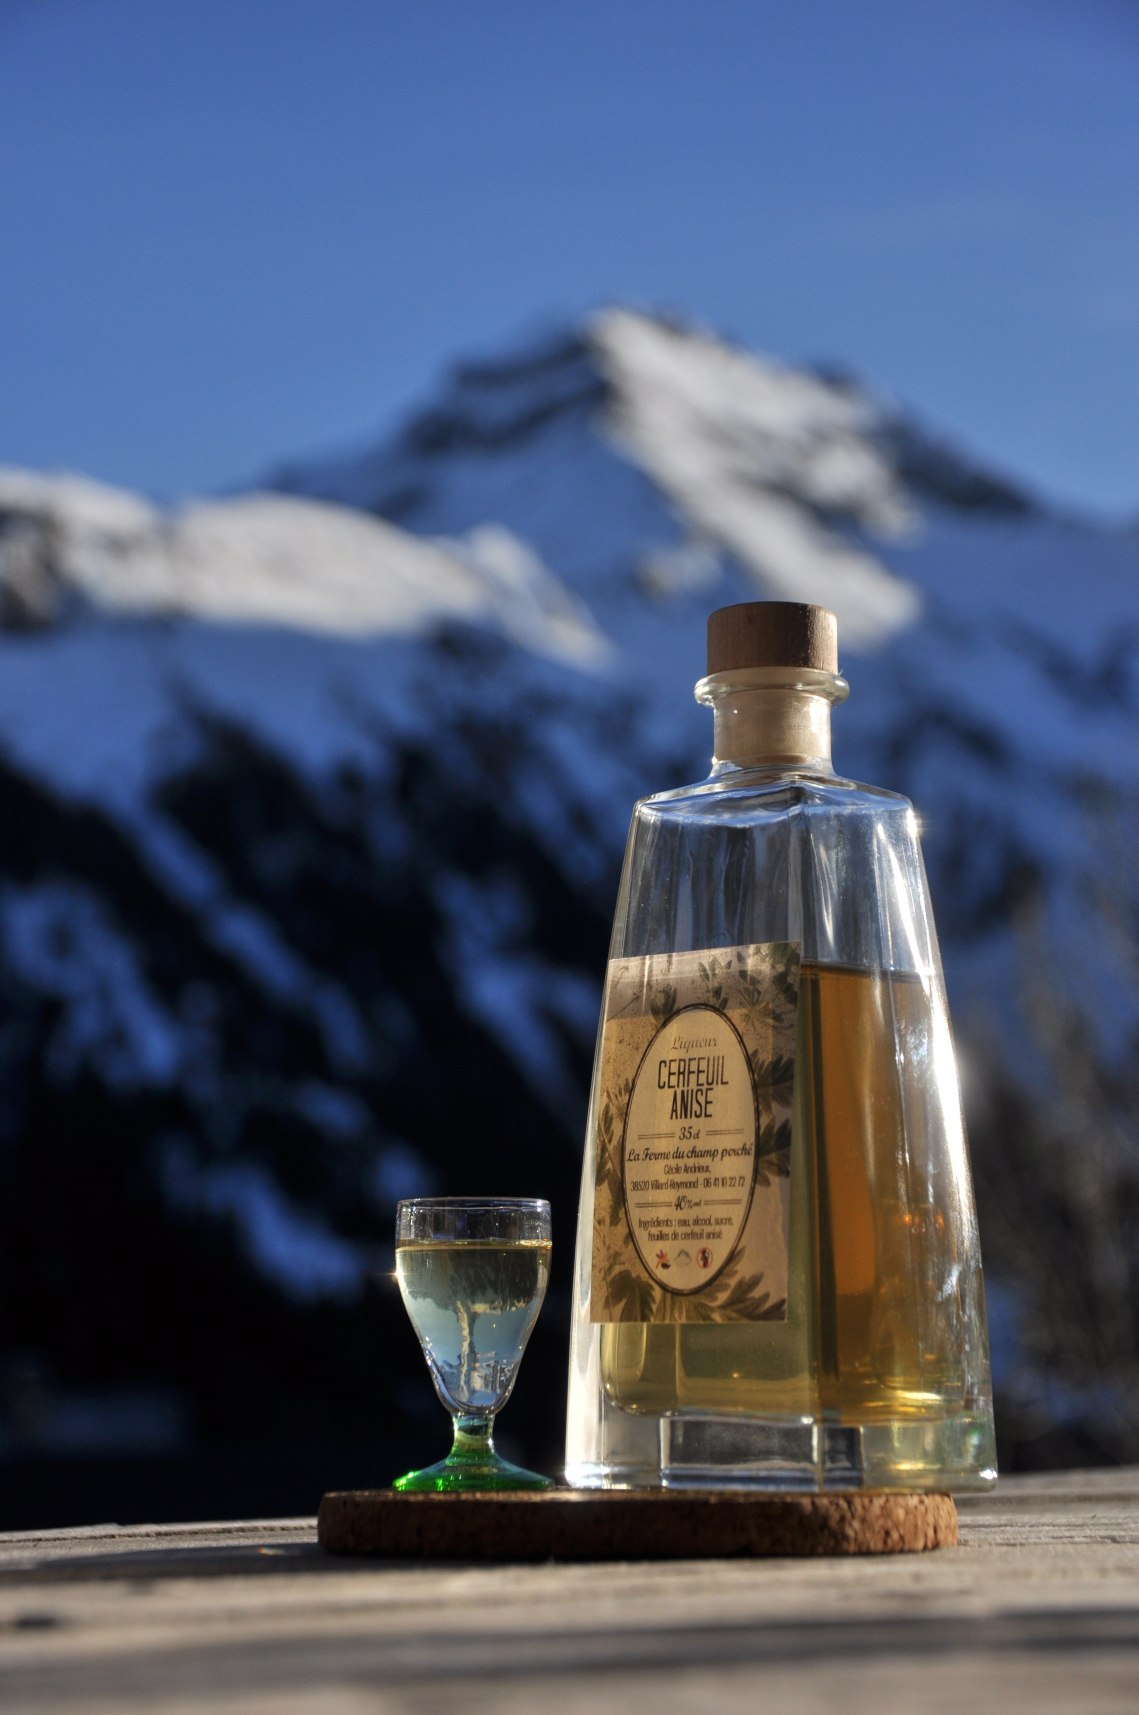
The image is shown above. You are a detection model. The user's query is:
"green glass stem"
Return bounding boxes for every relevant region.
[442,1413,493,1470]
[393,1411,552,1493]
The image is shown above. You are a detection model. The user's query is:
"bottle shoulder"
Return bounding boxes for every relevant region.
[635,766,914,823]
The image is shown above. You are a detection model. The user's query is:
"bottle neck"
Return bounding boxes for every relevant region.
[695,666,849,771]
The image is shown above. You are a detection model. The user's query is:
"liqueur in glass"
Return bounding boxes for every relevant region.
[395,1196,552,1492]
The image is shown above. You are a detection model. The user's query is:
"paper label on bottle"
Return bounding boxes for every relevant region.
[589,942,799,1324]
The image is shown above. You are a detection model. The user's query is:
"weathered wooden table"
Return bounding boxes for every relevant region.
[1,1469,1136,1713]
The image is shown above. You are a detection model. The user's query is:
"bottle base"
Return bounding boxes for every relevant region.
[564,1409,997,1492]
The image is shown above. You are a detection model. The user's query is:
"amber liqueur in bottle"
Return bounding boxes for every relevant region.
[565,602,997,1491]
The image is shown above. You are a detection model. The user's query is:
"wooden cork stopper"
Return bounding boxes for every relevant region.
[318,1488,957,1560]
[707,602,838,676]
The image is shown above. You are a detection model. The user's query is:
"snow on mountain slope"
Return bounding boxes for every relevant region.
[0,465,632,1318]
[274,306,1139,804]
[0,467,621,834]
[274,307,1035,646]
[0,469,607,665]
[592,308,921,646]
[273,306,1139,1055]
[8,309,1137,1109]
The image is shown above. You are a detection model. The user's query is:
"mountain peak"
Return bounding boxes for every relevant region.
[587,307,921,643]
[268,304,1040,652]
[588,305,1034,522]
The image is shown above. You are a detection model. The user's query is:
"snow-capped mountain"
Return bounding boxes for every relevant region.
[277,307,1139,1040]
[2,307,1137,1504]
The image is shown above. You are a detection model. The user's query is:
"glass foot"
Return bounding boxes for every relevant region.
[393,1452,551,1493]
[393,1412,551,1493]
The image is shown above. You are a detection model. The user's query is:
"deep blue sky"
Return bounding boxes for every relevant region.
[2,0,1137,514]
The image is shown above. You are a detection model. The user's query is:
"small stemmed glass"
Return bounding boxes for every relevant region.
[393,1197,552,1492]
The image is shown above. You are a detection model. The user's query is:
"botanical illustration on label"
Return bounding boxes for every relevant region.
[590,943,800,1324]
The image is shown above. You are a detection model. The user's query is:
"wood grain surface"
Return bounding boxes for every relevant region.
[1,1469,1137,1713]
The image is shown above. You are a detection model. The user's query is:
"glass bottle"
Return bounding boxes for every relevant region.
[565,601,996,1491]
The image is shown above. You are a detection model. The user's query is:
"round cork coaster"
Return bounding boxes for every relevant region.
[317,1488,957,1560]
